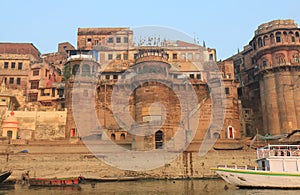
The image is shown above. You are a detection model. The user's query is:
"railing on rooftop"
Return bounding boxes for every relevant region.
[256,144,300,159]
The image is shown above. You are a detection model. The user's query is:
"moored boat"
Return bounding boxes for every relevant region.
[29,176,83,187]
[212,144,300,188]
[0,170,12,184]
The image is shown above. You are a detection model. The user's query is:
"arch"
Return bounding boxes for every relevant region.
[296,31,299,38]
[263,35,268,46]
[275,32,282,43]
[289,31,295,42]
[155,130,164,149]
[72,64,80,75]
[270,33,275,44]
[82,64,91,76]
[227,126,235,139]
[252,41,257,50]
[257,37,263,48]
[120,133,125,140]
[283,31,288,42]
[111,133,116,140]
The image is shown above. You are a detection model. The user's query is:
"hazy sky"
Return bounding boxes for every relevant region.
[1,0,300,60]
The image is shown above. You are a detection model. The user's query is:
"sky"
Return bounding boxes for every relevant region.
[1,0,300,60]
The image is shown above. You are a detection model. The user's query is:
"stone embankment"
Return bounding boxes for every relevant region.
[0,140,257,181]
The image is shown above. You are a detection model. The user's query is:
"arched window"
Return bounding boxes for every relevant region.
[283,31,288,42]
[270,34,275,44]
[111,133,116,140]
[155,130,164,149]
[263,35,268,46]
[252,41,256,50]
[275,32,282,43]
[72,64,80,75]
[276,54,285,65]
[120,133,125,140]
[289,31,295,42]
[257,37,263,48]
[82,64,91,76]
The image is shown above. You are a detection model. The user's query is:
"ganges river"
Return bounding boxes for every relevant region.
[1,179,300,195]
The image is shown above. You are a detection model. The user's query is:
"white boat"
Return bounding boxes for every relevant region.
[212,144,300,188]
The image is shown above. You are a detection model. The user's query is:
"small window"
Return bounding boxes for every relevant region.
[9,77,14,84]
[295,56,299,63]
[181,53,186,60]
[196,74,201,79]
[32,69,39,76]
[173,53,177,60]
[18,62,22,70]
[107,37,114,43]
[31,81,39,89]
[123,54,128,60]
[87,38,92,42]
[189,74,194,79]
[11,62,15,69]
[4,62,9,69]
[16,78,21,85]
[195,53,200,60]
[124,37,128,43]
[105,75,110,80]
[116,54,121,60]
[94,39,99,45]
[52,88,56,97]
[209,54,214,61]
[113,75,118,79]
[108,54,113,60]
[188,53,193,60]
[292,36,295,42]
[116,37,121,43]
[225,87,230,95]
[262,60,267,67]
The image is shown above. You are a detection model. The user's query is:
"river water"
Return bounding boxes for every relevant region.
[1,179,300,195]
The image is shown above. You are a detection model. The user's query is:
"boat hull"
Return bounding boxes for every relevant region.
[29,177,80,187]
[215,168,300,188]
[0,171,12,184]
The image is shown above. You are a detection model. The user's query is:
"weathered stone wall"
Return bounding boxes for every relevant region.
[1,110,67,140]
[0,142,256,180]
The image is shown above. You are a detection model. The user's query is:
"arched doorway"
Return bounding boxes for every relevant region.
[111,133,116,140]
[155,130,164,149]
[7,130,13,138]
[227,126,235,139]
[120,133,125,140]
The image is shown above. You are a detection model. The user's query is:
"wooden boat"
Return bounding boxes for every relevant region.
[0,170,12,184]
[29,176,83,187]
[212,144,300,188]
[213,146,243,150]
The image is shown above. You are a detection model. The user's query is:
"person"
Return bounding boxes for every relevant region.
[21,170,29,185]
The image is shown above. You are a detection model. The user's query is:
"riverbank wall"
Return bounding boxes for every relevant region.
[0,140,257,181]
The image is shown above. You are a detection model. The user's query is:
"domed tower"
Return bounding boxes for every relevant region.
[64,52,100,139]
[250,19,300,134]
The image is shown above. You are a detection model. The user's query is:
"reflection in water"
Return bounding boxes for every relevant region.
[1,179,300,195]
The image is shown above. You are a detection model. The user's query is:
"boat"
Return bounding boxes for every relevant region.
[0,170,12,184]
[28,176,83,187]
[212,144,300,188]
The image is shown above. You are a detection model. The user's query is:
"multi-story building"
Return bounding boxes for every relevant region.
[0,43,41,91]
[63,27,240,149]
[234,19,300,136]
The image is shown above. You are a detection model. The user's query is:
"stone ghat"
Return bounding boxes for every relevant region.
[0,141,256,181]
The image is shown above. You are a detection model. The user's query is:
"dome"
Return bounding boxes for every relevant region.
[2,111,18,128]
